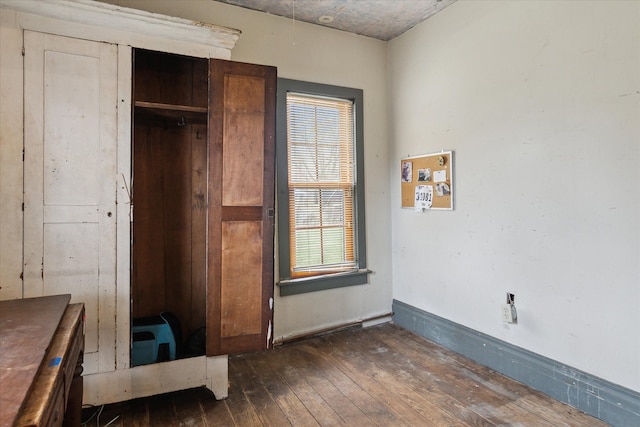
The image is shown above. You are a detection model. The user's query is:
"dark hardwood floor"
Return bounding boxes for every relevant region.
[87,323,609,426]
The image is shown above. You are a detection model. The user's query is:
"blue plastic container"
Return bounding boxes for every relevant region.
[131,314,176,366]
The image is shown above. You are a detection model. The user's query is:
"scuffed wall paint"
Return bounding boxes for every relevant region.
[389,0,640,392]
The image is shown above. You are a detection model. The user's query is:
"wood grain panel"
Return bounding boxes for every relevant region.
[190,124,208,336]
[133,49,209,344]
[162,125,193,341]
[207,59,276,356]
[133,121,206,340]
[221,221,263,338]
[222,75,265,207]
[134,49,208,109]
[133,123,168,318]
[191,58,209,109]
[134,102,208,124]
[221,206,262,221]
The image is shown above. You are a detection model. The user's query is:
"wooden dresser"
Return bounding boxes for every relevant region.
[0,295,84,427]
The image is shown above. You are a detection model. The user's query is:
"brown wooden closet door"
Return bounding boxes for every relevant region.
[207,59,276,356]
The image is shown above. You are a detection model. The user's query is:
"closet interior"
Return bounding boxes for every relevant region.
[131,49,208,364]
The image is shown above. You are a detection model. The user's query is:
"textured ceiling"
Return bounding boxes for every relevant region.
[212,0,457,41]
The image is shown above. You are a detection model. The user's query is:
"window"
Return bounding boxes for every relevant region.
[276,79,368,296]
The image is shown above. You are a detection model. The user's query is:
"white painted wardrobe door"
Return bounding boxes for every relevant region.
[24,31,118,374]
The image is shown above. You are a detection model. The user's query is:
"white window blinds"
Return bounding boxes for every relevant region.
[286,93,356,277]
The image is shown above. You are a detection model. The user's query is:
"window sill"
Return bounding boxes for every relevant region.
[277,269,371,296]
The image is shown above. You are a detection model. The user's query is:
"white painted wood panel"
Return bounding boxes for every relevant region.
[43,223,99,352]
[82,355,228,405]
[23,31,118,374]
[0,9,24,300]
[115,45,133,371]
[1,0,240,57]
[43,50,100,205]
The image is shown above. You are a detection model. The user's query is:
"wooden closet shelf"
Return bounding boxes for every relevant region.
[135,101,208,124]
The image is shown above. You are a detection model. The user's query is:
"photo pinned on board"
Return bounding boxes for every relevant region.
[401,161,413,183]
[417,168,431,182]
[436,182,450,196]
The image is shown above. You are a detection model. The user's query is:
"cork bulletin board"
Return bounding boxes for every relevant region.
[401,151,454,210]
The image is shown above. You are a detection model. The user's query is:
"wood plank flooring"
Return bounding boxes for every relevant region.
[87,323,609,426]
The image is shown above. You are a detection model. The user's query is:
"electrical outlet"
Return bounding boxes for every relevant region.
[502,304,517,323]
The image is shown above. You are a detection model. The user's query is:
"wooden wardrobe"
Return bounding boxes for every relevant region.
[9,0,276,402]
[131,49,276,358]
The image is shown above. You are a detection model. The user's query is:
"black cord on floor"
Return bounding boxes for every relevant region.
[81,404,103,426]
[82,403,120,426]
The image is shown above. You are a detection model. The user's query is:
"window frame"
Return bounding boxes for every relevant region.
[276,78,368,296]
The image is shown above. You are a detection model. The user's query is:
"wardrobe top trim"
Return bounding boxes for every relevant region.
[0,0,241,54]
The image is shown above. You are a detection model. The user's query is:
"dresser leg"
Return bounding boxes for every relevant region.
[63,350,83,426]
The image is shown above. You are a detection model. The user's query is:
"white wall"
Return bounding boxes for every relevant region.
[97,0,394,342]
[389,0,639,392]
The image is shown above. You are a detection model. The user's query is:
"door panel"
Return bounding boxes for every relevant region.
[43,223,99,352]
[221,221,263,338]
[43,51,101,205]
[222,75,265,207]
[207,60,276,356]
[23,32,118,373]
